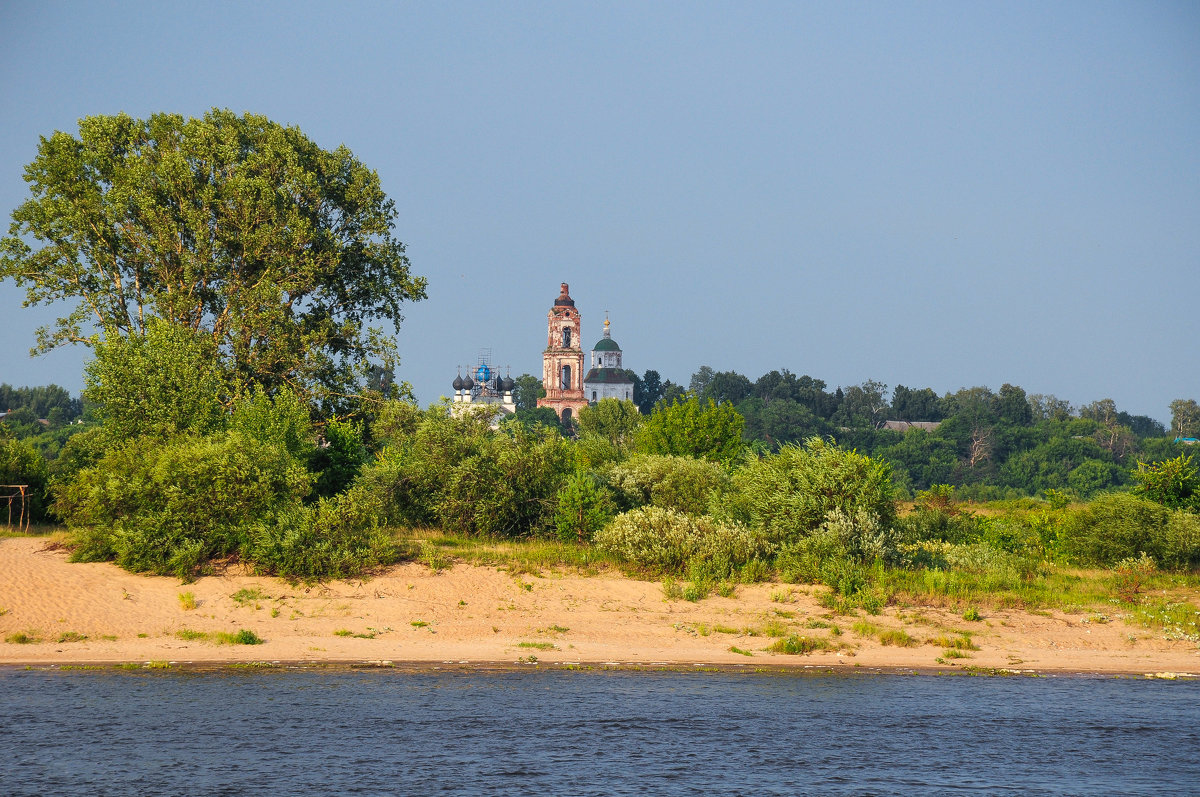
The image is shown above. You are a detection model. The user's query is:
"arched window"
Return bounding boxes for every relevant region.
[562,328,571,348]
[563,408,573,424]
[561,364,571,390]
[592,391,597,402]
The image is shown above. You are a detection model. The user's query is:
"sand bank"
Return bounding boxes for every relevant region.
[2,537,1198,676]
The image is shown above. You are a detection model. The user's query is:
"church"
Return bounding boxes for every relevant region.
[537,282,635,424]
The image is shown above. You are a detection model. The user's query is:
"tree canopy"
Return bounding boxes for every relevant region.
[0,109,427,408]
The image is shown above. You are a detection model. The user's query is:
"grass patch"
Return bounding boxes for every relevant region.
[410,620,430,628]
[962,607,983,621]
[175,629,209,641]
[213,629,263,645]
[517,641,556,650]
[729,646,754,656]
[230,588,266,607]
[145,660,173,669]
[662,577,683,601]
[851,620,881,637]
[682,581,709,602]
[335,628,377,638]
[56,631,88,643]
[713,625,741,635]
[0,524,61,540]
[417,540,453,572]
[927,633,979,651]
[770,588,793,603]
[546,625,570,633]
[1129,599,1200,644]
[178,592,197,611]
[400,529,622,576]
[768,635,832,655]
[942,648,971,659]
[5,632,42,644]
[716,580,737,598]
[878,629,919,647]
[762,619,790,638]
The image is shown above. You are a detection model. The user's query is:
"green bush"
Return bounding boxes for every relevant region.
[83,319,230,443]
[896,507,986,546]
[436,428,573,537]
[248,485,396,579]
[605,454,730,515]
[594,507,697,572]
[594,506,770,575]
[553,472,615,543]
[633,396,745,465]
[1133,454,1200,512]
[1161,511,1200,571]
[309,419,367,498]
[354,405,497,529]
[1059,493,1188,569]
[724,437,896,545]
[229,386,315,461]
[60,432,312,579]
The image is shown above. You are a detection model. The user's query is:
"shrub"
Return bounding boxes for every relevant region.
[1162,511,1200,571]
[605,454,730,515]
[768,635,831,654]
[594,507,771,575]
[1132,454,1200,512]
[228,386,315,461]
[895,507,985,546]
[594,507,698,572]
[83,319,229,443]
[1061,493,1180,568]
[553,472,615,543]
[776,508,902,584]
[357,406,559,532]
[61,432,312,579]
[436,428,573,537]
[724,437,896,546]
[309,419,367,498]
[248,486,397,579]
[1112,553,1156,603]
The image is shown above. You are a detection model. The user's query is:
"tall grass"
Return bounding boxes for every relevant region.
[396,528,624,575]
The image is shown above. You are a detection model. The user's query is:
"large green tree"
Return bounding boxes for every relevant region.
[1,109,427,408]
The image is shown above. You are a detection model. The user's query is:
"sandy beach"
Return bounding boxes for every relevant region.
[1,536,1197,675]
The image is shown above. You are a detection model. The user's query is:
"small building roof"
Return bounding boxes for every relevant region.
[584,367,633,385]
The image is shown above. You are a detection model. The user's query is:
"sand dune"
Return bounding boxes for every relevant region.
[2,537,1198,675]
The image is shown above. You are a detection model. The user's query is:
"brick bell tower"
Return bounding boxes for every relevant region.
[537,282,588,424]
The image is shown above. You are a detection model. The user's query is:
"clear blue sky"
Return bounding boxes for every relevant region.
[2,1,1197,421]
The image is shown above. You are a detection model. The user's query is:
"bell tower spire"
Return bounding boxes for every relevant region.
[537,282,588,424]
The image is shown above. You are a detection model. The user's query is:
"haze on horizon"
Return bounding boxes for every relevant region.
[1,2,1196,423]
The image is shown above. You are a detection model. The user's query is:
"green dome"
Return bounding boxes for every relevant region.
[593,337,621,352]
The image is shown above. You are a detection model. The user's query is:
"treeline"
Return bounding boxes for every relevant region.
[533,367,1197,501]
[3,355,1200,597]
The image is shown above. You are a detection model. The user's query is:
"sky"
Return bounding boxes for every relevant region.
[1,1,1197,422]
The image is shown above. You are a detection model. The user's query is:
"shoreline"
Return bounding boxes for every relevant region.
[5,659,1198,679]
[4,537,1199,678]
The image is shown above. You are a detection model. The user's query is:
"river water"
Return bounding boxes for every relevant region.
[2,667,1197,796]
